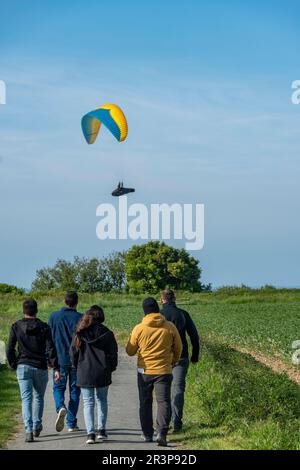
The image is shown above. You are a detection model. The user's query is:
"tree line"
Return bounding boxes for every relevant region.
[31,241,211,293]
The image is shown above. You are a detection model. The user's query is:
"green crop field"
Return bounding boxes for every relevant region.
[0,289,299,449]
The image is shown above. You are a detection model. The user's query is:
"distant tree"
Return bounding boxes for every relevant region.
[0,283,25,295]
[201,283,212,292]
[31,253,126,293]
[31,267,57,291]
[74,252,126,292]
[102,251,126,291]
[32,259,78,292]
[52,259,79,290]
[74,257,103,293]
[125,241,203,293]
[260,284,276,291]
[215,284,252,294]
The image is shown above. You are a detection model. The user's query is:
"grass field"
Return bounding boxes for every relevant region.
[0,289,299,449]
[0,366,20,449]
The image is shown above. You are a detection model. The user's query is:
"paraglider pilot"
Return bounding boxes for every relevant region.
[111,182,135,197]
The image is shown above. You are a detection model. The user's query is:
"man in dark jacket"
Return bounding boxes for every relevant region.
[160,289,200,432]
[6,298,60,443]
[48,291,82,432]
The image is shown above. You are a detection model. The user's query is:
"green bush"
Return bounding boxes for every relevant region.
[215,284,253,295]
[125,241,204,293]
[0,283,25,295]
[31,252,126,293]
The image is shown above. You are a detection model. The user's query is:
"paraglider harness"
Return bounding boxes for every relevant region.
[111,182,135,197]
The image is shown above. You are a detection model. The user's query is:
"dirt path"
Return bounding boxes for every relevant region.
[7,349,177,450]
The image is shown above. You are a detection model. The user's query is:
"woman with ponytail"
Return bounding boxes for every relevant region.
[70,305,118,444]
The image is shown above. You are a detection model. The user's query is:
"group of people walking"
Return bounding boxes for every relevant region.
[6,289,200,447]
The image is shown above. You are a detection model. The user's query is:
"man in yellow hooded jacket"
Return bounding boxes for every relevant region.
[126,297,182,447]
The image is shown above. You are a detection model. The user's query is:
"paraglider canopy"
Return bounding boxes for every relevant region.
[81,104,128,144]
[81,103,134,196]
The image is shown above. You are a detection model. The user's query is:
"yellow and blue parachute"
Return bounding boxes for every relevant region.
[81,103,128,144]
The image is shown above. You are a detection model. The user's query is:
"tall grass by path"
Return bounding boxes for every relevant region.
[172,341,300,450]
[0,366,20,449]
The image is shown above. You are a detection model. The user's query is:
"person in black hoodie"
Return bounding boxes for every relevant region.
[6,298,60,443]
[70,305,118,445]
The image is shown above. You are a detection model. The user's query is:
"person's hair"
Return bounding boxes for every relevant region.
[65,291,78,308]
[75,305,105,350]
[142,297,160,315]
[161,289,175,302]
[23,298,38,317]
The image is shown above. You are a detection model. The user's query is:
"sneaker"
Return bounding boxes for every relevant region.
[68,425,79,432]
[141,433,153,443]
[33,425,43,438]
[55,407,67,432]
[156,433,168,447]
[86,433,96,444]
[25,432,34,443]
[97,429,108,440]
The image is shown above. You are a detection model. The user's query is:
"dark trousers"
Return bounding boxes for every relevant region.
[171,358,189,430]
[138,373,172,437]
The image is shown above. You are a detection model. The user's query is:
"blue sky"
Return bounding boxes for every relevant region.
[0,0,300,288]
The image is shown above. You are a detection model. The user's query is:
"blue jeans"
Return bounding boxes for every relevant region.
[53,366,81,428]
[81,387,109,434]
[16,365,48,433]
